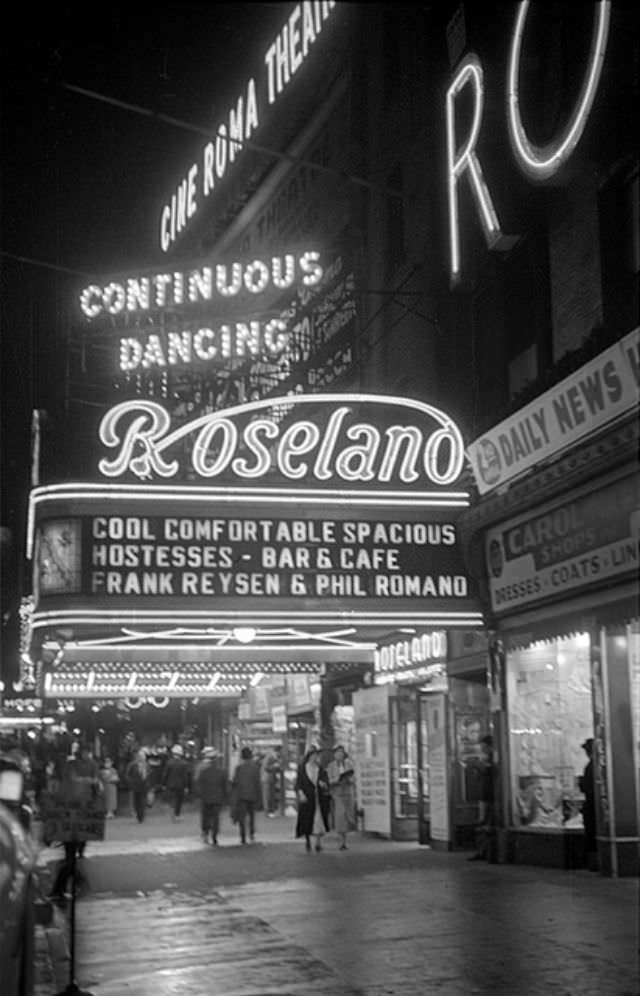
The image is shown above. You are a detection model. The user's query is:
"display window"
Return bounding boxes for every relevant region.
[507,633,592,829]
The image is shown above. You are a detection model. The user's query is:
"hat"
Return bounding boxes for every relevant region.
[581,738,594,752]
[171,744,184,756]
[240,746,252,760]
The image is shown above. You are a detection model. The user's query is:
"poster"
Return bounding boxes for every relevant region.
[353,686,391,835]
[425,694,450,844]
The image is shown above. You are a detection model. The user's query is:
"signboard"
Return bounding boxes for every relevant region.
[353,686,391,835]
[42,799,106,843]
[467,327,639,495]
[486,473,639,615]
[425,693,450,844]
[272,704,287,733]
[31,503,480,630]
[28,392,484,632]
[374,630,448,687]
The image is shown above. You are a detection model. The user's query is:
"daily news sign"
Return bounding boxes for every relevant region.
[29,393,483,632]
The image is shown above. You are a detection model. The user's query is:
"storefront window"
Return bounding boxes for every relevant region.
[507,633,592,829]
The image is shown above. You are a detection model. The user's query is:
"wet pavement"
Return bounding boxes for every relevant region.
[33,802,639,996]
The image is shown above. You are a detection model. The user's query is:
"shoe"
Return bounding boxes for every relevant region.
[467,854,484,861]
[212,839,218,846]
[250,835,255,842]
[315,843,322,852]
[339,844,347,851]
[202,834,209,844]
[305,840,311,852]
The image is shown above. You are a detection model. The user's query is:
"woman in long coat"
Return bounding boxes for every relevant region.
[295,746,331,852]
[327,745,357,850]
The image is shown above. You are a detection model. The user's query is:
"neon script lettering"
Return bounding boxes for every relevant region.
[98,393,465,487]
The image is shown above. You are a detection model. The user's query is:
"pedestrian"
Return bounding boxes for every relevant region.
[99,756,119,818]
[295,745,331,852]
[163,744,190,821]
[260,750,277,817]
[467,734,496,861]
[578,737,598,871]
[327,745,357,850]
[49,749,101,901]
[231,746,261,844]
[195,747,228,845]
[126,749,150,823]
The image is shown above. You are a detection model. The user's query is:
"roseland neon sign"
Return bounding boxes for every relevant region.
[446,1,611,281]
[97,393,466,489]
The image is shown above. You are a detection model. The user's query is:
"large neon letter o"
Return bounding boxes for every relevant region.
[507,1,611,181]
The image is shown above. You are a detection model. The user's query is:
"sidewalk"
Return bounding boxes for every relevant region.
[33,804,639,996]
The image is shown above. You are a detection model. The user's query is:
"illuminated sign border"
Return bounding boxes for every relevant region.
[32,608,483,633]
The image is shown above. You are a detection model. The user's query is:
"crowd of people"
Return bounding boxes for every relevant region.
[0,730,361,904]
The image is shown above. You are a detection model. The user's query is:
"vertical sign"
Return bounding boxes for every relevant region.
[426,693,450,845]
[353,686,391,836]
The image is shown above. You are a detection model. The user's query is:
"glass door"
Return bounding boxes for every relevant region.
[417,694,430,844]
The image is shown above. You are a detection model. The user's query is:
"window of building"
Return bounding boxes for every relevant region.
[506,633,592,830]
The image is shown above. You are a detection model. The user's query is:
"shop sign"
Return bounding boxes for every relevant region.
[468,327,639,495]
[374,631,447,675]
[374,662,447,690]
[486,473,640,615]
[353,686,391,835]
[272,704,288,733]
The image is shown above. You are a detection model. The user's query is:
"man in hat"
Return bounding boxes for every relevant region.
[231,746,261,844]
[467,734,496,861]
[163,743,189,822]
[578,737,597,870]
[195,748,228,845]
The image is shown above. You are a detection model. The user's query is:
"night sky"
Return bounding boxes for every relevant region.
[0,3,290,526]
[0,4,300,671]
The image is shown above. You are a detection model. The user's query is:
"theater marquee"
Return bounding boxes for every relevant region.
[27,393,483,635]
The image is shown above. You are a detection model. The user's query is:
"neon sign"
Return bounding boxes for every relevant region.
[159,1,337,252]
[119,320,289,372]
[79,251,323,320]
[446,1,611,281]
[374,630,448,676]
[96,393,466,487]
